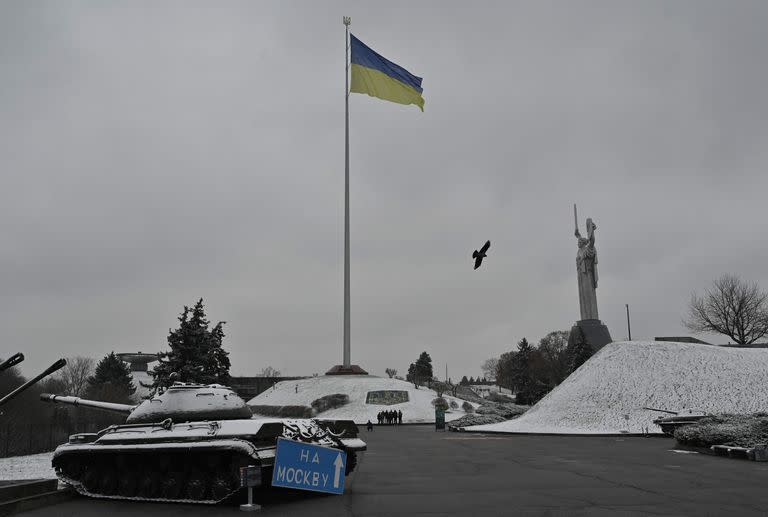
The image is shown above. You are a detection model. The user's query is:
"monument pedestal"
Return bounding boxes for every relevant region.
[325,364,368,375]
[569,319,613,352]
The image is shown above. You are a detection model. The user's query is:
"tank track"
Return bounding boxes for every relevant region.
[52,439,265,504]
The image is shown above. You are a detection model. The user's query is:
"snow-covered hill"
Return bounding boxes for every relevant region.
[468,341,768,434]
[248,375,475,424]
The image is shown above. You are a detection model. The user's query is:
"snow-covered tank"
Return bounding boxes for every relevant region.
[645,406,709,435]
[40,382,366,504]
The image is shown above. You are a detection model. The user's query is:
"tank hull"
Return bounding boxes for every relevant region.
[51,418,366,504]
[653,415,708,436]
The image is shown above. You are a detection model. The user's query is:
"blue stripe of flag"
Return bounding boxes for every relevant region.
[350,34,423,94]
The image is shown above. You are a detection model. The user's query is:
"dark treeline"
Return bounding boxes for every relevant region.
[0,353,135,458]
[494,330,595,405]
[458,376,493,385]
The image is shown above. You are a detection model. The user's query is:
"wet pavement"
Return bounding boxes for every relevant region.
[17,426,768,516]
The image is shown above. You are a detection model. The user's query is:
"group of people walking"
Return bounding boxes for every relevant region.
[377,409,402,425]
[366,409,403,431]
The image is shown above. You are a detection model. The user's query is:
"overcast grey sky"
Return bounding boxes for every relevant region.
[2,1,767,379]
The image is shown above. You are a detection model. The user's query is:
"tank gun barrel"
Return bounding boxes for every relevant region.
[0,358,67,408]
[643,406,679,415]
[0,353,24,373]
[39,393,135,415]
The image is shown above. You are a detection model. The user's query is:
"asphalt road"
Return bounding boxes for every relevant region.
[18,426,768,516]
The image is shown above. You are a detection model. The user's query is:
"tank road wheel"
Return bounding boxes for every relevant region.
[185,469,208,501]
[98,467,118,496]
[118,469,139,497]
[160,471,184,500]
[82,466,102,493]
[210,470,237,502]
[138,470,161,499]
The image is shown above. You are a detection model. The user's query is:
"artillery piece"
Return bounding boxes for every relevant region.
[41,381,366,504]
[0,353,25,374]
[643,406,709,435]
[0,355,66,409]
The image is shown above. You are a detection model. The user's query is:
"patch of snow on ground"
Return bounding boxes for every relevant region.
[0,452,55,480]
[248,375,475,424]
[468,341,768,435]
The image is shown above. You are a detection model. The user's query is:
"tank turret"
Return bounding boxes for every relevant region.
[41,380,367,504]
[0,358,66,408]
[42,382,254,423]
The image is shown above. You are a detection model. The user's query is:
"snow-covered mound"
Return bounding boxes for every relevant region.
[468,341,768,435]
[248,375,474,424]
[0,452,55,480]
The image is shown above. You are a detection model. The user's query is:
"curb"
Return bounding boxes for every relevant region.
[0,487,75,517]
[452,429,669,437]
[0,480,57,503]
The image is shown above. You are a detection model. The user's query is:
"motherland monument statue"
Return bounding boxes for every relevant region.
[569,204,612,351]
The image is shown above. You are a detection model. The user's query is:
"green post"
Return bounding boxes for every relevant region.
[435,408,445,431]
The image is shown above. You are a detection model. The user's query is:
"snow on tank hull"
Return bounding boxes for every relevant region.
[51,417,366,504]
[653,414,708,436]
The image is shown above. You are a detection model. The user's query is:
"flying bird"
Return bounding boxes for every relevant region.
[472,240,491,270]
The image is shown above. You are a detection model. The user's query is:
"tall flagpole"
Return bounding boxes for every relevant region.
[343,16,351,368]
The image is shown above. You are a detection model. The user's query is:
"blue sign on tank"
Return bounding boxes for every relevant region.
[271,438,347,495]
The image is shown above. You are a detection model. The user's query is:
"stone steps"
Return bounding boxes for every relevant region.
[0,479,74,516]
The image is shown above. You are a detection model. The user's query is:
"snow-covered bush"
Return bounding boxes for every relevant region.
[475,401,528,419]
[448,413,508,429]
[674,414,768,448]
[487,392,515,403]
[431,397,449,411]
[462,401,474,413]
[311,393,350,414]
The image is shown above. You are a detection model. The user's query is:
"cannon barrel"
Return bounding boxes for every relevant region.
[0,353,24,373]
[643,406,679,415]
[39,393,135,415]
[0,358,67,408]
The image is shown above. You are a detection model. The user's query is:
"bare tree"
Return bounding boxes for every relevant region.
[684,274,768,345]
[384,368,397,378]
[447,379,459,397]
[59,356,95,397]
[481,358,498,381]
[259,366,281,378]
[431,381,450,397]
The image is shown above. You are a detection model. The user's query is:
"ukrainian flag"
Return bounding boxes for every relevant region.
[350,34,424,111]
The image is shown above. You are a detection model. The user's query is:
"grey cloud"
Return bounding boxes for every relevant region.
[2,1,767,378]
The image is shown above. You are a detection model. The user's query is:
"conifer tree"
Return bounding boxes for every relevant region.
[415,351,433,380]
[566,340,594,374]
[150,298,231,390]
[510,338,537,404]
[86,351,136,403]
[406,351,434,386]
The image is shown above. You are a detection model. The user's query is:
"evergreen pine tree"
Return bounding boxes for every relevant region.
[406,351,434,386]
[566,340,594,374]
[460,375,469,386]
[415,351,433,380]
[510,338,535,404]
[86,351,136,403]
[150,298,231,390]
